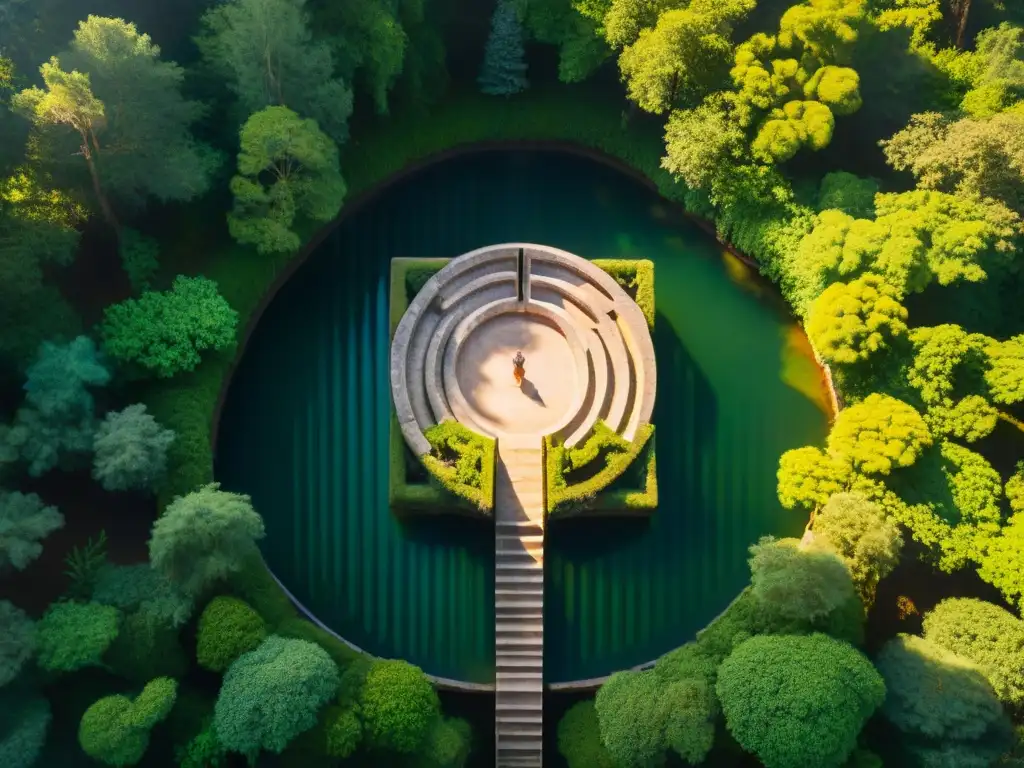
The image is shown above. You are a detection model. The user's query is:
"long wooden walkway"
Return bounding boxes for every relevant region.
[494,438,545,767]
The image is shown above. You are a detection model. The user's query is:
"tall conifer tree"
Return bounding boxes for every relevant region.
[478,1,528,96]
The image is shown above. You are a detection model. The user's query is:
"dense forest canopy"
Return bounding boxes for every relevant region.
[1,0,1024,766]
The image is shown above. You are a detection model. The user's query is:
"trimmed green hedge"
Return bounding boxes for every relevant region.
[422,421,496,513]
[546,422,657,519]
[592,258,655,329]
[387,258,496,517]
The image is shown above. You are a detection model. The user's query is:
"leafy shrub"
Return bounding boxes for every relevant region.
[417,716,472,768]
[717,634,885,768]
[595,666,717,768]
[36,601,119,673]
[196,596,266,673]
[149,483,265,596]
[876,634,1012,768]
[923,597,1024,710]
[214,636,339,758]
[0,490,64,572]
[557,700,615,768]
[0,601,35,688]
[92,563,194,628]
[0,693,51,768]
[813,492,903,606]
[105,609,188,684]
[359,659,440,754]
[79,677,178,766]
[100,276,238,379]
[323,705,361,759]
[748,536,859,624]
[175,721,226,768]
[592,258,656,327]
[92,404,175,492]
[64,530,108,600]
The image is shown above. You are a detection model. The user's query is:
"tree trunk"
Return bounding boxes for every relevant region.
[951,0,971,49]
[80,137,118,233]
[999,410,1024,435]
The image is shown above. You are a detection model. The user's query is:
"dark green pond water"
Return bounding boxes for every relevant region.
[215,149,829,684]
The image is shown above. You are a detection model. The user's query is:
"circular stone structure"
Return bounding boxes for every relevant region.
[390,243,657,453]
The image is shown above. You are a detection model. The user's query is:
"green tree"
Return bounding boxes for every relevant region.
[816,171,878,217]
[196,596,267,673]
[748,535,859,623]
[784,190,1022,314]
[813,492,903,606]
[91,562,194,629]
[882,110,1024,214]
[1,335,110,476]
[716,633,884,768]
[149,483,265,596]
[478,1,529,96]
[214,636,339,758]
[890,439,1003,571]
[0,601,35,688]
[0,168,84,367]
[413,716,472,768]
[14,18,216,227]
[906,324,1004,442]
[105,608,188,684]
[876,634,1013,768]
[36,601,119,672]
[826,393,932,475]
[662,93,747,191]
[100,276,238,379]
[118,229,159,293]
[957,23,1024,117]
[0,490,63,572]
[777,445,852,511]
[557,700,615,768]
[986,334,1024,405]
[359,659,440,754]
[806,274,909,365]
[92,404,175,492]
[197,0,354,142]
[0,693,50,768]
[79,677,178,766]
[618,0,753,115]
[595,665,717,768]
[227,106,346,255]
[923,597,1024,710]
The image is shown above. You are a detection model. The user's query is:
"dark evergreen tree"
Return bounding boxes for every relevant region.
[478,1,528,96]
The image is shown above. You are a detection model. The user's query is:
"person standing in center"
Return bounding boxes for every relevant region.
[513,351,525,387]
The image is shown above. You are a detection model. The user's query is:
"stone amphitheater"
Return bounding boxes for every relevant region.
[390,243,657,768]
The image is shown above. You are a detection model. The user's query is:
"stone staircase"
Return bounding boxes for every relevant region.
[495,439,545,768]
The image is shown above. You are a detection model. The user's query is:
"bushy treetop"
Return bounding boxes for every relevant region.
[78,677,178,767]
[91,562,194,628]
[923,597,1024,710]
[0,489,64,572]
[777,445,852,510]
[0,600,35,688]
[227,105,346,255]
[149,482,265,596]
[92,404,175,492]
[557,700,615,768]
[195,596,266,673]
[826,393,932,475]
[100,276,238,379]
[716,633,885,768]
[359,659,440,754]
[214,635,339,757]
[36,600,119,672]
[806,273,908,365]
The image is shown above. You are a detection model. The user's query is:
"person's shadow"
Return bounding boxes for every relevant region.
[519,377,546,407]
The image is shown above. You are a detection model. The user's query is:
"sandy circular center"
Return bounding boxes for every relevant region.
[455,313,577,437]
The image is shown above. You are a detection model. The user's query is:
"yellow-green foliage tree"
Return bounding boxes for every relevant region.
[806,274,908,365]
